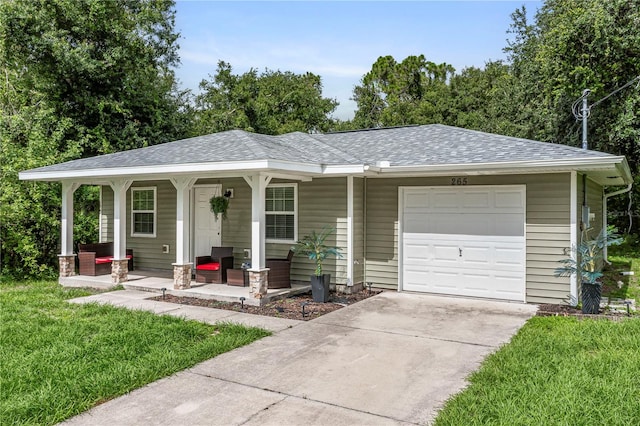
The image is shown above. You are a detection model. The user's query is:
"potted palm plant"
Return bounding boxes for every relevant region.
[555,227,622,314]
[292,227,343,302]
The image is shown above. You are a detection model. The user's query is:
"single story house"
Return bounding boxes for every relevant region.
[19,124,633,304]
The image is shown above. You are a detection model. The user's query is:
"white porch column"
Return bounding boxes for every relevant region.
[346,175,354,288]
[244,174,272,298]
[59,181,80,279]
[60,181,80,255]
[170,178,197,289]
[569,171,578,305]
[109,180,133,259]
[109,180,132,284]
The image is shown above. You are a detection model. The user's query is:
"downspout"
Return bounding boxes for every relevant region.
[603,183,633,263]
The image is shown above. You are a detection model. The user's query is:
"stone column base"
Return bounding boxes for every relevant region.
[111,259,129,285]
[172,263,192,290]
[58,254,76,278]
[249,268,269,299]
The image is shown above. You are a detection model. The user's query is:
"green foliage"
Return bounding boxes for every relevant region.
[0,0,190,155]
[1,0,189,277]
[292,227,343,276]
[503,0,640,231]
[0,280,270,424]
[603,238,640,302]
[209,195,229,220]
[555,227,623,285]
[352,55,455,128]
[350,0,639,232]
[194,61,338,135]
[434,316,640,425]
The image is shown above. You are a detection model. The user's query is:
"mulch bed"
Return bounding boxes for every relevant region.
[151,291,636,322]
[150,289,382,321]
[536,303,635,321]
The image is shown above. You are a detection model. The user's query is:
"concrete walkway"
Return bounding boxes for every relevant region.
[64,291,537,425]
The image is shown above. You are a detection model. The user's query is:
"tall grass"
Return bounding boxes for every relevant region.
[0,281,270,425]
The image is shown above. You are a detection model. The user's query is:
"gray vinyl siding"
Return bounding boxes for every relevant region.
[364,173,573,303]
[219,177,350,285]
[291,178,348,285]
[100,186,112,242]
[102,181,176,270]
[576,174,604,239]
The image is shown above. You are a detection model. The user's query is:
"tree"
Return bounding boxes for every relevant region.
[193,61,338,135]
[448,61,520,136]
[0,0,188,277]
[352,55,455,128]
[504,0,640,231]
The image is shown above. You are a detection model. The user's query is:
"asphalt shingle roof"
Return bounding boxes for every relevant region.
[312,125,613,166]
[25,124,615,174]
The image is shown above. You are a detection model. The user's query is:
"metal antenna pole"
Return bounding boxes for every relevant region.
[581,89,590,150]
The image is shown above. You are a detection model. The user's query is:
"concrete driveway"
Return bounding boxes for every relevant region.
[62,292,537,425]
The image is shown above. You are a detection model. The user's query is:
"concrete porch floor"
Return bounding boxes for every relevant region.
[60,271,311,306]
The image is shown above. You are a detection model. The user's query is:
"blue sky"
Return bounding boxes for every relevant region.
[174,1,541,120]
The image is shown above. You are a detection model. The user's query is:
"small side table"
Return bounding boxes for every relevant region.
[227,269,249,286]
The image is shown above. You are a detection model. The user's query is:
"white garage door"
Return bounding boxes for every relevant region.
[401,185,525,301]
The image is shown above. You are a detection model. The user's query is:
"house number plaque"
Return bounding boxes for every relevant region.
[450,177,468,185]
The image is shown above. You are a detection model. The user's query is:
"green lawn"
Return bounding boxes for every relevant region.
[434,316,640,425]
[603,236,640,303]
[435,241,640,425]
[0,280,270,425]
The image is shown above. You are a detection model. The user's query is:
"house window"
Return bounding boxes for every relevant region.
[266,184,297,242]
[131,187,156,237]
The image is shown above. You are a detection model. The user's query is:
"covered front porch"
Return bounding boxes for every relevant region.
[54,169,362,301]
[60,270,311,306]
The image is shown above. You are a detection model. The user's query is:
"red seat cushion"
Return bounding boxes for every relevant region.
[196,262,220,271]
[95,257,112,264]
[126,255,133,259]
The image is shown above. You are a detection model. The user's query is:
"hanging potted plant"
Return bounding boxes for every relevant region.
[292,227,343,302]
[554,226,622,314]
[209,190,232,220]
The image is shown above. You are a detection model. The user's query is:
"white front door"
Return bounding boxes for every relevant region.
[401,185,526,301]
[193,185,222,259]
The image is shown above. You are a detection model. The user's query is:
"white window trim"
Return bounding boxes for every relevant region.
[265,183,298,244]
[131,186,157,238]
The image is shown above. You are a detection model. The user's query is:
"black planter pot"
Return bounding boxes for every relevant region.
[310,274,330,303]
[581,282,602,314]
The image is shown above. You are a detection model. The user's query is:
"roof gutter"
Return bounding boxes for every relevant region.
[603,183,634,263]
[18,159,327,182]
[364,156,632,182]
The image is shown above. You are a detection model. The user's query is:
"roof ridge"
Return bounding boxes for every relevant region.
[302,133,362,163]
[234,130,271,158]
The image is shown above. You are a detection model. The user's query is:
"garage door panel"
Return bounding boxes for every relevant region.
[402,185,525,301]
[462,191,490,208]
[404,214,429,233]
[432,244,460,263]
[462,245,491,266]
[432,191,459,208]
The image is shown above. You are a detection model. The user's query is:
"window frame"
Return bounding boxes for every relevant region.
[265,183,298,243]
[130,186,157,238]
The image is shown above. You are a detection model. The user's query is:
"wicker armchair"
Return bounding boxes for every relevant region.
[265,250,294,289]
[195,246,234,284]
